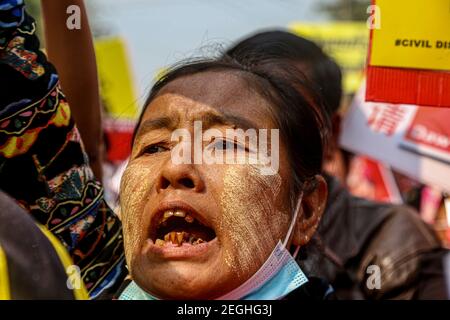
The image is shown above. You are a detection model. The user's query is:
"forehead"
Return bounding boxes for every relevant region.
[140,70,276,129]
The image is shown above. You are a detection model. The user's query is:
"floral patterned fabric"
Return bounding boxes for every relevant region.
[0,0,126,299]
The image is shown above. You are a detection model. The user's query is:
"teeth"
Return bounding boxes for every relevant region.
[159,232,207,246]
[193,238,204,245]
[160,210,191,224]
[163,210,174,219]
[161,211,174,223]
[176,232,184,246]
[174,210,186,218]
[169,232,176,243]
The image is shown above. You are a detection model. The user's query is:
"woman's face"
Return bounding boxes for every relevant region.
[120,71,315,299]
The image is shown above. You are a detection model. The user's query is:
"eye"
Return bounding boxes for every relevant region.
[142,144,169,155]
[211,139,246,151]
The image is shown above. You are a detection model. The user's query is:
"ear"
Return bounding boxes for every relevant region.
[292,175,328,247]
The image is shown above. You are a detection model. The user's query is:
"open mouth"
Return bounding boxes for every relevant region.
[151,208,216,247]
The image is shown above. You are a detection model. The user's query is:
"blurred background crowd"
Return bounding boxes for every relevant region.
[26,0,448,246]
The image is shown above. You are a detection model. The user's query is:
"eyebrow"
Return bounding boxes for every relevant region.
[135,116,178,140]
[199,113,258,131]
[135,112,259,140]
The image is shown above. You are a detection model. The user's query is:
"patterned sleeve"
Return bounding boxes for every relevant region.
[0,0,126,298]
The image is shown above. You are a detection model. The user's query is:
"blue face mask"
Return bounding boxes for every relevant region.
[119,281,157,300]
[218,240,308,300]
[119,240,307,301]
[119,194,308,300]
[217,192,308,300]
[243,250,307,300]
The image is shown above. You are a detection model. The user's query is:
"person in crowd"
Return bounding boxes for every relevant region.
[1,1,334,299]
[42,0,103,180]
[226,30,449,299]
[0,0,125,299]
[0,190,88,299]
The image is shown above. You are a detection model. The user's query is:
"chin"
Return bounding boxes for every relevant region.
[132,258,238,300]
[137,279,220,300]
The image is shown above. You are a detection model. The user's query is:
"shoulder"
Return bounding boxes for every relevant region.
[362,204,441,266]
[323,176,438,255]
[0,190,86,299]
[357,204,444,299]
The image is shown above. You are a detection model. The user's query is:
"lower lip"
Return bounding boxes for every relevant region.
[143,237,218,259]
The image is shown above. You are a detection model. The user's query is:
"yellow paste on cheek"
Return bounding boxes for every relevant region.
[120,159,160,270]
[219,165,288,279]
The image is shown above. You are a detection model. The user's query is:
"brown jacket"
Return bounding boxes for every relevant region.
[298,176,448,299]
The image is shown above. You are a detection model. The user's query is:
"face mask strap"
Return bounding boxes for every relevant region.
[282,190,304,248]
[293,245,302,259]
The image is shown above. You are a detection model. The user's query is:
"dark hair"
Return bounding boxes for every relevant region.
[135,56,330,199]
[226,30,343,116]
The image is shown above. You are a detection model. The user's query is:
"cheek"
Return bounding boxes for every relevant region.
[218,165,290,280]
[120,159,160,267]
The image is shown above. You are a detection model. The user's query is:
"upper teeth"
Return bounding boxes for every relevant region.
[160,210,193,223]
[163,211,174,218]
[174,210,186,218]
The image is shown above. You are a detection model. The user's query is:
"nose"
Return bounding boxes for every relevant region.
[156,159,205,193]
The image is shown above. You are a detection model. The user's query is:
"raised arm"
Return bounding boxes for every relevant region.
[0,0,125,298]
[41,0,103,180]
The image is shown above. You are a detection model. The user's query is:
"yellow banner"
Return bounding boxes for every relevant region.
[289,22,368,94]
[370,0,450,71]
[95,37,138,119]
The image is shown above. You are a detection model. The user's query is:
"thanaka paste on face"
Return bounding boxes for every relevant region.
[120,158,161,271]
[219,164,288,280]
